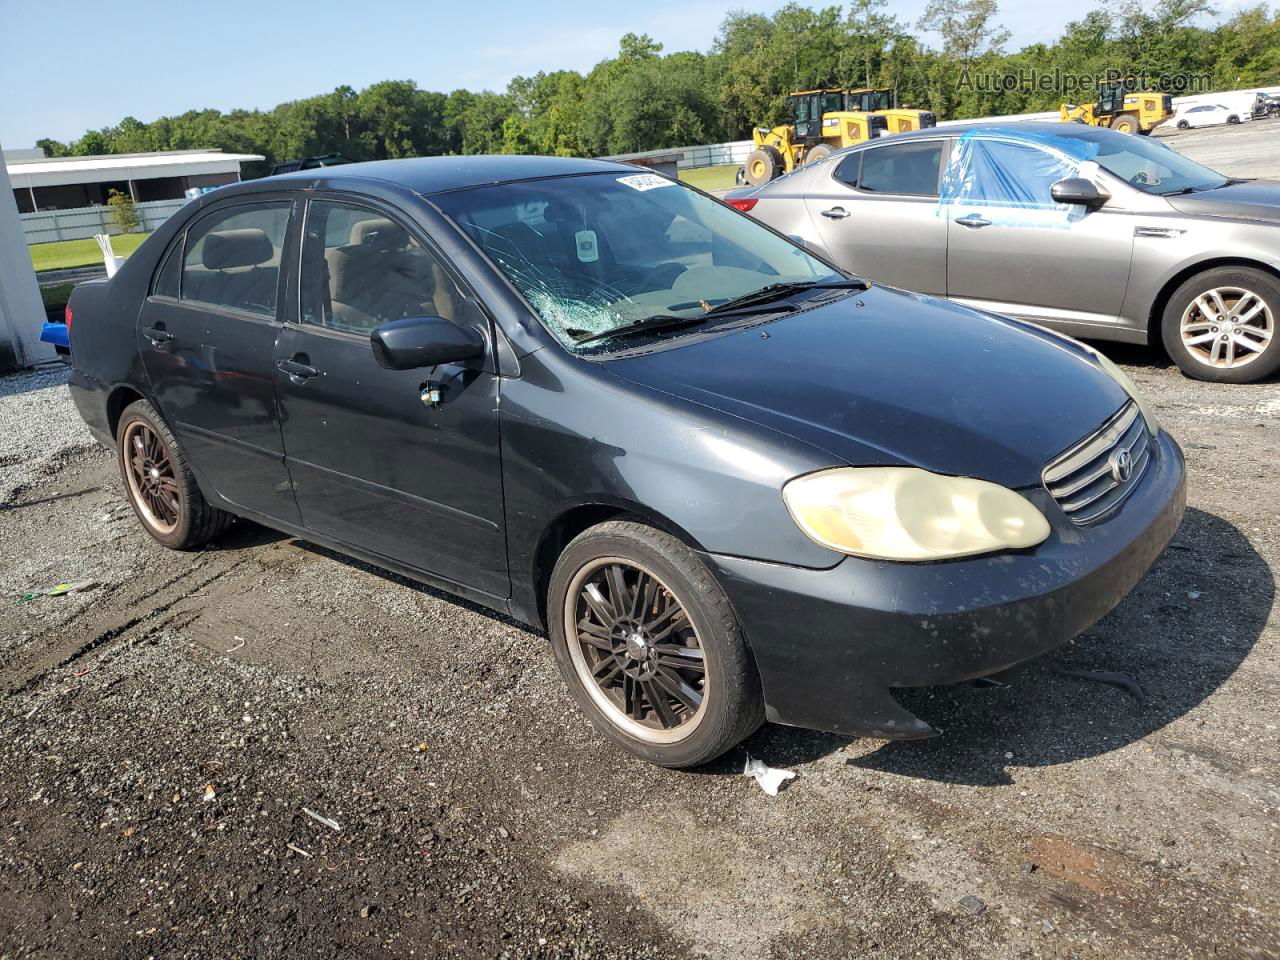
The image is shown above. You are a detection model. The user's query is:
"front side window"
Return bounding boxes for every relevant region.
[433,173,839,352]
[857,141,944,196]
[181,202,290,317]
[300,200,464,336]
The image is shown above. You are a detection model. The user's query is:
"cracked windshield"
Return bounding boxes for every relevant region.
[434,172,841,350]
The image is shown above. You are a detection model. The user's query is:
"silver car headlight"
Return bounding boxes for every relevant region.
[783,467,1051,562]
[1089,348,1159,435]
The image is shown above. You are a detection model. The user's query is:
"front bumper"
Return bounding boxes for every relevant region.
[705,429,1186,739]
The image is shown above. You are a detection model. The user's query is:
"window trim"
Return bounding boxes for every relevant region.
[177,198,295,322]
[294,194,479,343]
[837,137,950,199]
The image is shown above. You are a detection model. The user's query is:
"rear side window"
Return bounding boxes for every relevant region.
[181,202,290,317]
[152,239,181,299]
[856,141,944,196]
[834,152,861,188]
[299,199,465,336]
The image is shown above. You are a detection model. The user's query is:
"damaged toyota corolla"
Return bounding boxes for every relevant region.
[65,156,1185,768]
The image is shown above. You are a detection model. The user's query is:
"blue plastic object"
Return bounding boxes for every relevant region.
[938,127,1102,229]
[40,320,69,350]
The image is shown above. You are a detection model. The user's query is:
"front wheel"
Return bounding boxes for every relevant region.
[744,147,782,186]
[1161,267,1280,383]
[1177,119,1190,129]
[548,520,764,768]
[116,399,233,549]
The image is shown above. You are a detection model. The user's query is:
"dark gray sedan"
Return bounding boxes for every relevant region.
[65,156,1183,768]
[726,122,1280,383]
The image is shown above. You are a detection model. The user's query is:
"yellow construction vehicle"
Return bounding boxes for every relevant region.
[1059,81,1174,135]
[843,88,937,134]
[742,88,935,186]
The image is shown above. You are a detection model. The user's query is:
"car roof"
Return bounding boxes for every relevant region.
[264,154,636,196]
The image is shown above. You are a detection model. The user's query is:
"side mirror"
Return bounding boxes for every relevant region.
[370,315,485,370]
[1050,177,1107,209]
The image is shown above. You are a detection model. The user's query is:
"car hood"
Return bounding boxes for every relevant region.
[1165,179,1280,223]
[605,287,1129,489]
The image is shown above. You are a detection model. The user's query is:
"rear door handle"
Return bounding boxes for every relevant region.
[142,326,173,344]
[954,214,992,228]
[821,206,850,220]
[277,358,320,381]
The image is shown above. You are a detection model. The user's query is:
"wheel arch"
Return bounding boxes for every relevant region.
[1147,257,1280,349]
[527,499,706,631]
[105,383,150,438]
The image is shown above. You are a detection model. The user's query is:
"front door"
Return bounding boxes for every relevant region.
[137,198,299,522]
[274,197,507,596]
[944,138,1134,326]
[803,139,948,295]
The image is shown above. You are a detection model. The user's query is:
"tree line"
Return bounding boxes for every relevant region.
[36,0,1280,176]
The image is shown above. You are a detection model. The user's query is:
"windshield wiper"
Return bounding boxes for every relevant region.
[571,314,708,346]
[704,277,868,315]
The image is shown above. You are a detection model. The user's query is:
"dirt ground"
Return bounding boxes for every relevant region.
[1,341,1277,960]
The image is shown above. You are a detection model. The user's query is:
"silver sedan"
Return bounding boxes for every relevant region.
[725,121,1280,383]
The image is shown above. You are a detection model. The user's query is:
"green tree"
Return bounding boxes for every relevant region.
[106,189,140,233]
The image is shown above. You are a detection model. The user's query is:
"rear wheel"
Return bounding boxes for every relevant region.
[116,399,233,549]
[1177,119,1190,130]
[744,147,783,186]
[1161,267,1280,383]
[804,144,834,165]
[1110,113,1139,134]
[1228,114,1241,124]
[548,520,764,768]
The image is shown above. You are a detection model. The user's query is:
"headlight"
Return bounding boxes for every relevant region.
[1088,348,1159,435]
[783,466,1050,562]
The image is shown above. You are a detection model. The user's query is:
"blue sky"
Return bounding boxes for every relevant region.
[0,0,1190,149]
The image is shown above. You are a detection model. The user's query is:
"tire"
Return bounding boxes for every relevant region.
[804,143,834,165]
[1228,114,1240,124]
[1160,266,1280,383]
[744,147,783,186]
[1177,120,1190,130]
[1110,113,1139,134]
[116,399,233,549]
[547,520,765,768]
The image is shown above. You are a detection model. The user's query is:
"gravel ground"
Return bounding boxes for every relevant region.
[0,348,1276,960]
[1154,115,1280,178]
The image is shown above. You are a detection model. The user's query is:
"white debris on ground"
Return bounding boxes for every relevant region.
[743,756,797,796]
[0,365,97,504]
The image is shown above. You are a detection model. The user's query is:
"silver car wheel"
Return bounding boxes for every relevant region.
[1179,286,1275,369]
[564,556,709,745]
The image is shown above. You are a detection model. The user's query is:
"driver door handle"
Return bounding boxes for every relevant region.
[277,358,319,381]
[821,206,850,220]
[954,214,992,228]
[142,325,173,344]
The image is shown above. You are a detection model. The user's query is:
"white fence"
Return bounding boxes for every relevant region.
[22,198,188,246]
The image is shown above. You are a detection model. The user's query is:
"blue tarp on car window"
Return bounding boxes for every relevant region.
[937,127,1103,229]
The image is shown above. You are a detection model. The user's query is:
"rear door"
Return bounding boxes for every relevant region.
[802,138,948,294]
[273,196,508,596]
[137,198,300,523]
[944,138,1133,326]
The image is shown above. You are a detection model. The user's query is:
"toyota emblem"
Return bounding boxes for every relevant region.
[1108,448,1133,484]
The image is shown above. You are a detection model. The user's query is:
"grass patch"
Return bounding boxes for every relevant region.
[30,232,150,272]
[40,283,76,309]
[679,164,742,192]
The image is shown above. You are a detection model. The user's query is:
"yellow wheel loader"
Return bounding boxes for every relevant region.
[1059,81,1174,135]
[742,89,935,186]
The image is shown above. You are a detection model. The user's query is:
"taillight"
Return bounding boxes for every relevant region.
[64,304,73,330]
[725,197,758,212]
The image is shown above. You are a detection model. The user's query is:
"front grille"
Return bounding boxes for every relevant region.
[1043,402,1152,524]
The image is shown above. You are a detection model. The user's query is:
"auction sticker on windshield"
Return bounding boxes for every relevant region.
[617,173,676,191]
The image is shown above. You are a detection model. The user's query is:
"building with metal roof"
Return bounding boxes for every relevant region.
[5,148,264,213]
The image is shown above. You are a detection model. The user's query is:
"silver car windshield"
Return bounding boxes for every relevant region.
[1083,131,1230,195]
[435,173,839,351]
